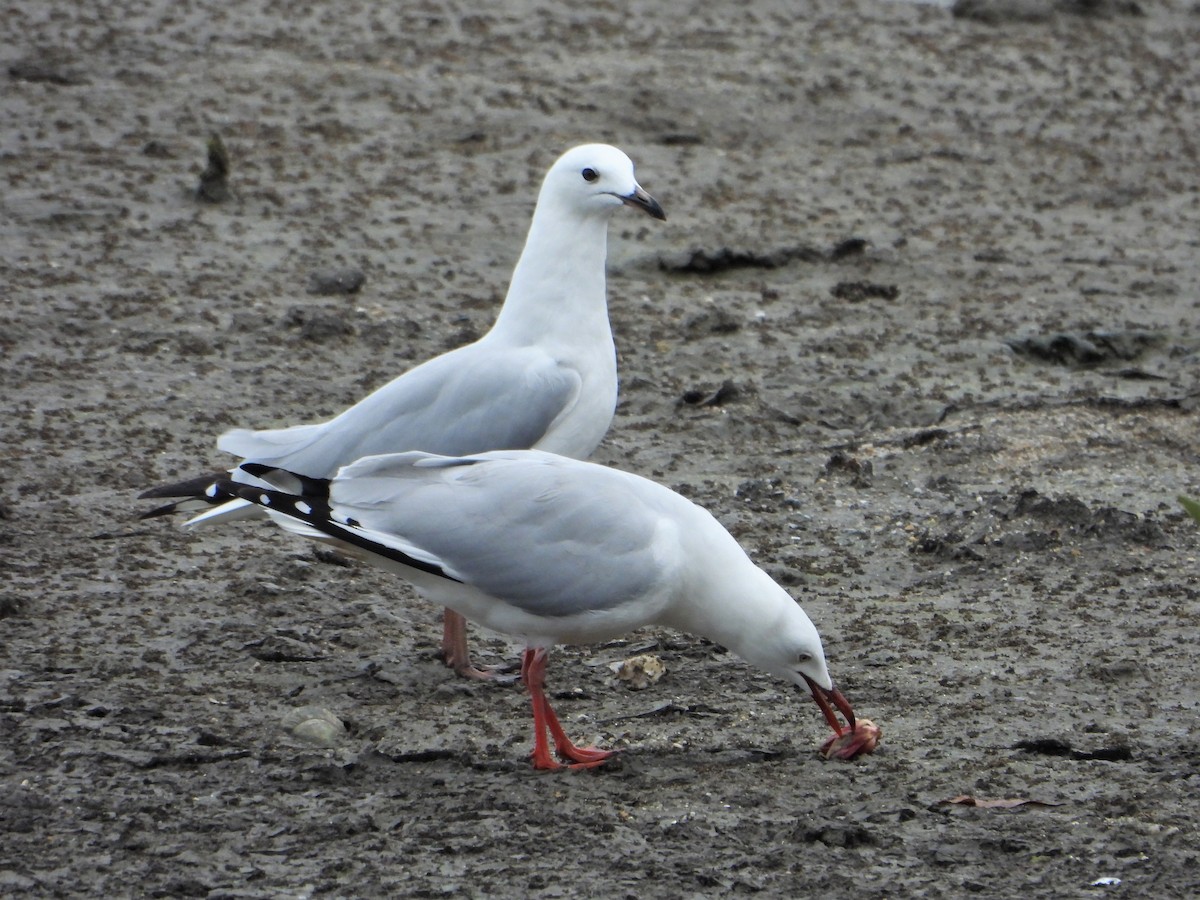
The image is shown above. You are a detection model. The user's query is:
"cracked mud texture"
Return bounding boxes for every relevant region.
[4,0,1200,897]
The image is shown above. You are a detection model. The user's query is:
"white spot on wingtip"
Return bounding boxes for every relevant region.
[296,501,312,515]
[259,493,271,505]
[205,484,218,498]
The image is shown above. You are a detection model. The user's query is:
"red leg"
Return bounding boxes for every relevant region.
[521,647,614,770]
[522,648,561,770]
[440,609,517,681]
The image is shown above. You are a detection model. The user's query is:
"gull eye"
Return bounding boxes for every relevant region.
[796,653,812,665]
[581,167,598,183]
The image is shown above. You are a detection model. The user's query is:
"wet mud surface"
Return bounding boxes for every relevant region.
[4,0,1200,896]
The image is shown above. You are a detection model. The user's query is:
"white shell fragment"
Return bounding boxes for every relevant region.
[282,706,347,747]
[609,654,667,690]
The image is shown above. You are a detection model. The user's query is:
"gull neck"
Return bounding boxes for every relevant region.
[490,201,615,345]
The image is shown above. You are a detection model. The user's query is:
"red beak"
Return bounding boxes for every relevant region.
[802,675,856,737]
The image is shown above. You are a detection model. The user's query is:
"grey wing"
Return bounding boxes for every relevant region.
[331,454,669,618]
[218,344,581,476]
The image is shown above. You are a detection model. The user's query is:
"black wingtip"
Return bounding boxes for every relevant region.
[214,477,257,504]
[139,502,182,520]
[239,463,331,496]
[138,473,227,500]
[221,476,461,585]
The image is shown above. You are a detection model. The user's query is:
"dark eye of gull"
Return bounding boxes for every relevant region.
[581,167,598,183]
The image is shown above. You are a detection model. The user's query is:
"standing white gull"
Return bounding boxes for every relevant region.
[140,144,665,679]
[215,450,879,770]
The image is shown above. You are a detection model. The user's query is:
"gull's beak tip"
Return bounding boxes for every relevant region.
[623,186,666,221]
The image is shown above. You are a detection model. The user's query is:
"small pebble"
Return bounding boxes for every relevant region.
[307,268,366,296]
[282,706,347,747]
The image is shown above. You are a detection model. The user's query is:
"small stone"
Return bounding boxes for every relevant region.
[282,305,355,342]
[8,52,88,85]
[282,706,347,747]
[196,134,231,204]
[307,268,366,296]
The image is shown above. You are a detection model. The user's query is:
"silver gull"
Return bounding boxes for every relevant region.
[140,144,665,679]
[216,450,871,770]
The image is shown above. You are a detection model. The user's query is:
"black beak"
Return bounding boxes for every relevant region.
[621,185,666,221]
[801,675,856,736]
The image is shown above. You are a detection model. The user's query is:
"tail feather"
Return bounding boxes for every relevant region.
[182,497,261,527]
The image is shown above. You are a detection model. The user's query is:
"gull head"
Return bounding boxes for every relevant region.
[772,613,859,739]
[743,600,835,691]
[732,586,857,738]
[540,144,666,222]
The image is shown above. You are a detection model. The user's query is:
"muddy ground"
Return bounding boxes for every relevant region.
[4,0,1200,896]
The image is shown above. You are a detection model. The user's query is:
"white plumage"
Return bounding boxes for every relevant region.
[141,144,665,678]
[222,450,861,770]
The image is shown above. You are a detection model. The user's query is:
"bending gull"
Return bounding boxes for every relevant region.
[140,144,665,679]
[216,450,877,770]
